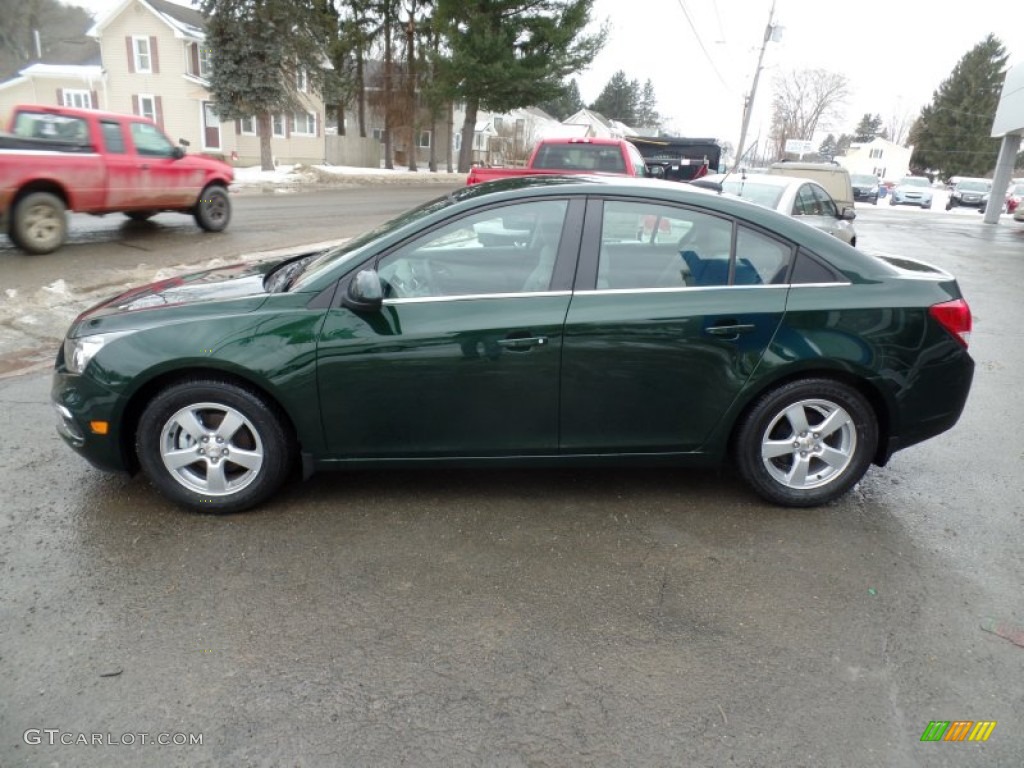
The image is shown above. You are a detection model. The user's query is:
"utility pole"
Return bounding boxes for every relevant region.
[733,0,778,169]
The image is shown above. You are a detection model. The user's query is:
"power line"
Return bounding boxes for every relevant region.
[674,0,731,91]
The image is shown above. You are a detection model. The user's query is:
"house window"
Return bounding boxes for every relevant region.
[869,148,884,159]
[493,117,503,131]
[137,94,157,122]
[372,127,384,141]
[132,36,152,73]
[199,46,212,77]
[272,114,286,137]
[453,133,461,151]
[418,130,431,149]
[63,89,92,109]
[240,116,256,135]
[292,111,316,135]
[296,68,308,92]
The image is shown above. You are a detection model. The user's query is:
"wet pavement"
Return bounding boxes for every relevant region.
[1,192,1022,767]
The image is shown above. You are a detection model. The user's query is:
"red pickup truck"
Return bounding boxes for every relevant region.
[465,137,648,185]
[1,104,234,254]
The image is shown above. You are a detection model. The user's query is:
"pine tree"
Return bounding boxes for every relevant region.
[537,79,584,121]
[635,79,660,130]
[853,113,883,142]
[590,70,638,124]
[201,0,332,170]
[434,0,604,172]
[818,133,838,159]
[909,34,1008,177]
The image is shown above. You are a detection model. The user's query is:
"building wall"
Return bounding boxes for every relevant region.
[0,75,106,126]
[836,139,913,182]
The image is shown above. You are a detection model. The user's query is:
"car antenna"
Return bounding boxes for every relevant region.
[689,139,758,194]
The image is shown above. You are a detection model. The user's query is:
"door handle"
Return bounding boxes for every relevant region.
[497,335,548,351]
[705,323,756,339]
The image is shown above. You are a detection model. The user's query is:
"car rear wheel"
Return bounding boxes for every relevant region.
[194,185,231,232]
[735,378,878,507]
[9,191,67,254]
[136,379,293,513]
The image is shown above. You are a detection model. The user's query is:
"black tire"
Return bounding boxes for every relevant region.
[888,197,896,207]
[125,210,156,222]
[735,378,878,507]
[136,378,293,513]
[9,191,67,254]
[871,196,878,205]
[193,185,231,232]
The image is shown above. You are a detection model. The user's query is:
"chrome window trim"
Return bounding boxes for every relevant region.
[383,290,572,305]
[576,285,791,296]
[787,281,852,288]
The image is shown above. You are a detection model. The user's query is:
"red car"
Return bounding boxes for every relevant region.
[1,104,233,254]
[466,137,648,185]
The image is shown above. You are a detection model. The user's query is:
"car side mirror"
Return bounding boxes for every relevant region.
[342,269,384,312]
[171,146,185,159]
[840,207,856,221]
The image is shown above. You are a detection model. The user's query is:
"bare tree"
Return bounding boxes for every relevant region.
[769,68,849,159]
[886,110,913,146]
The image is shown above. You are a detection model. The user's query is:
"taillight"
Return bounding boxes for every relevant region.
[929,299,972,348]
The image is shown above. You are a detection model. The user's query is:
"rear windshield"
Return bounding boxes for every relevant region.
[11,111,89,144]
[720,180,784,209]
[957,181,989,192]
[532,144,626,173]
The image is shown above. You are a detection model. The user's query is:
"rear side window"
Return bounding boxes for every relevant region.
[100,121,126,153]
[789,249,843,284]
[735,227,792,285]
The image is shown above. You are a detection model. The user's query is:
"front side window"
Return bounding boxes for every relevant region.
[793,184,820,216]
[133,37,151,72]
[810,184,838,217]
[377,199,569,299]
[129,121,174,157]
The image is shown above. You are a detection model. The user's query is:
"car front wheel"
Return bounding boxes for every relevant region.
[735,378,878,507]
[194,185,231,232]
[136,379,293,513]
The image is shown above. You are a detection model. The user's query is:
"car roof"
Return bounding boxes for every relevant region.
[703,173,810,188]
[14,103,150,123]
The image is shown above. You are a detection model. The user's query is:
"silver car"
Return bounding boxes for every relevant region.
[700,173,857,246]
[889,177,934,208]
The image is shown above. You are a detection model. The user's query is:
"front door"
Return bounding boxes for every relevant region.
[560,199,791,453]
[202,101,221,150]
[316,198,578,458]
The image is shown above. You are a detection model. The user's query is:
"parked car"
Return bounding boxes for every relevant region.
[850,173,881,204]
[978,182,1024,214]
[1013,201,1024,222]
[946,178,990,210]
[1,104,233,254]
[52,176,974,513]
[627,136,722,182]
[766,161,854,211]
[465,137,647,185]
[700,172,857,246]
[889,177,934,208]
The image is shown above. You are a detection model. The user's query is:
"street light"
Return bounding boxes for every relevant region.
[733,1,781,169]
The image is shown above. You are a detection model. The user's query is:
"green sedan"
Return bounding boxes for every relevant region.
[52,176,975,513]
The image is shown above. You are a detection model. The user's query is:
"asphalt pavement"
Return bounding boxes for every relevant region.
[1,190,1022,767]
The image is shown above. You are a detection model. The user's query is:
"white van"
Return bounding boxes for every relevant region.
[767,161,855,211]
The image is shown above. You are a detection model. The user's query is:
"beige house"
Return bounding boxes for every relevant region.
[0,0,328,165]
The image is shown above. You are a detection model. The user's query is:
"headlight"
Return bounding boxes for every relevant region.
[870,185,878,194]
[63,332,131,374]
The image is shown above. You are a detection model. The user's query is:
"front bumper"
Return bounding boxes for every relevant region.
[51,369,131,474]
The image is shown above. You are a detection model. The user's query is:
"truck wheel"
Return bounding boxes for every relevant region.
[194,186,231,232]
[9,192,67,254]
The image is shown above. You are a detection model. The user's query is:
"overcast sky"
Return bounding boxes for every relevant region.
[75,0,1024,149]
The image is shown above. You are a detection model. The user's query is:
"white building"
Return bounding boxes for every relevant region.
[836,137,914,182]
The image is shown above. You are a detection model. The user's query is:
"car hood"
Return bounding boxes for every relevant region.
[68,261,277,337]
[895,185,931,194]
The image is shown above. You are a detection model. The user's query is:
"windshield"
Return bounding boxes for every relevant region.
[957,181,988,192]
[286,192,456,290]
[720,180,784,209]
[851,174,877,185]
[899,177,931,187]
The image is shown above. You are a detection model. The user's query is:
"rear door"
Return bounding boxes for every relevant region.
[98,119,140,210]
[560,197,791,453]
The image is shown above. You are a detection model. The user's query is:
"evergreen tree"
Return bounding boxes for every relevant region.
[590,70,638,124]
[434,0,604,172]
[0,0,93,79]
[853,113,883,142]
[201,0,333,170]
[818,133,838,159]
[909,34,1008,177]
[635,79,660,129]
[537,78,584,121]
